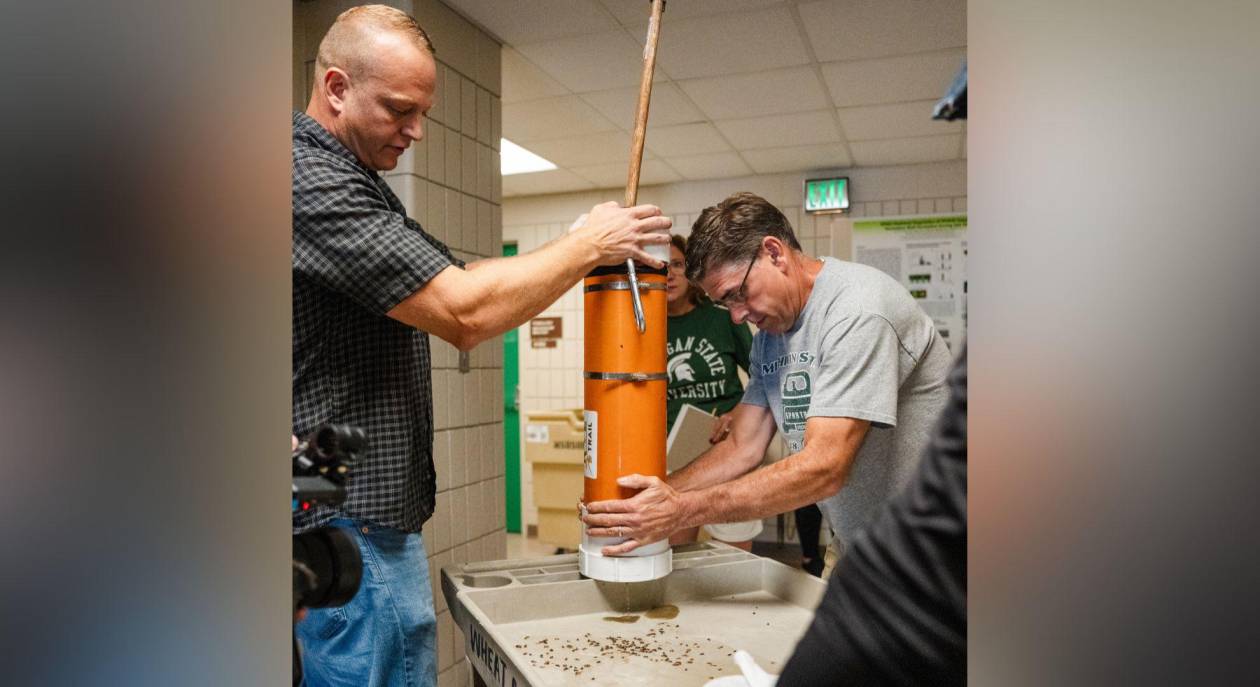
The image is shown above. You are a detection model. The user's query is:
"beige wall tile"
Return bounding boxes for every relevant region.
[477,145,493,201]
[461,78,478,136]
[461,138,478,195]
[449,486,467,544]
[445,136,462,199]
[462,194,478,253]
[432,491,451,553]
[445,188,462,248]
[434,430,452,492]
[425,124,445,185]
[429,59,447,125]
[476,33,501,96]
[477,88,493,145]
[443,66,462,132]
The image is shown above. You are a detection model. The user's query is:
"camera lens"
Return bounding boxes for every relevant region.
[293,527,362,608]
[338,426,367,454]
[310,424,367,461]
[310,426,340,460]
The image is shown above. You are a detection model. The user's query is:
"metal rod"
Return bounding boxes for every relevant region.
[623,0,666,334]
[583,371,669,382]
[627,260,646,333]
[583,281,666,293]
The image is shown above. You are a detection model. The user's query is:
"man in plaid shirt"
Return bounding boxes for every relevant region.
[292,6,671,686]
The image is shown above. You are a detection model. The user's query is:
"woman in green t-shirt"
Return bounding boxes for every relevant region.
[666,234,762,550]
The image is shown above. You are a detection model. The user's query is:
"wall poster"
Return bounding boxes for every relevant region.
[852,215,967,350]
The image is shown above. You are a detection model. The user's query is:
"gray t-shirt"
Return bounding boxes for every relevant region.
[743,257,952,551]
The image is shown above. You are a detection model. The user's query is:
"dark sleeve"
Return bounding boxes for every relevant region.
[778,345,967,687]
[293,151,457,314]
[731,316,754,374]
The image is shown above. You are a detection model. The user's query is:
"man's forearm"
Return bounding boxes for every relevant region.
[389,202,669,349]
[669,437,763,493]
[455,232,597,344]
[680,442,854,528]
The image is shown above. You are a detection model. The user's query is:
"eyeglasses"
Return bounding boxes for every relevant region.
[714,250,759,308]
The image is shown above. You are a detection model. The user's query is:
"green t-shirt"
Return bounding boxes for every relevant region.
[666,301,754,429]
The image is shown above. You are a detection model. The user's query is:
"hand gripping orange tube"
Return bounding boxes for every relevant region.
[579,270,672,581]
[583,272,668,506]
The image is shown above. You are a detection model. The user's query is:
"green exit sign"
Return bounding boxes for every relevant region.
[804,177,850,213]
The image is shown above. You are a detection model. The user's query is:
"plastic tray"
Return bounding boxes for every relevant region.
[440,542,824,686]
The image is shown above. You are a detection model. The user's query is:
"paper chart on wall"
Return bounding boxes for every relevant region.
[852,215,967,350]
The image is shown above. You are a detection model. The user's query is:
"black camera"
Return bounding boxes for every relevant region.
[292,424,366,684]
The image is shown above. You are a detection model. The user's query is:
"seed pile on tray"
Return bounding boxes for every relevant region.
[513,620,739,682]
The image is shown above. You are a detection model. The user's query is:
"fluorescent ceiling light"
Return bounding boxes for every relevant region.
[500,138,557,176]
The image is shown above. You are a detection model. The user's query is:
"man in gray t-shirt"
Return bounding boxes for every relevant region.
[744,256,950,560]
[582,192,951,571]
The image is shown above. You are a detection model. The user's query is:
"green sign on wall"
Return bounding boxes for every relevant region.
[804,177,849,213]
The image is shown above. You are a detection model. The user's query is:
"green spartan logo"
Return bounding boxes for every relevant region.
[782,371,812,433]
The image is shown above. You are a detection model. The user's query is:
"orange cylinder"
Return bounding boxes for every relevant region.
[582,272,667,503]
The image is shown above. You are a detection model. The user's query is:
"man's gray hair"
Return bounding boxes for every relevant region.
[684,192,801,284]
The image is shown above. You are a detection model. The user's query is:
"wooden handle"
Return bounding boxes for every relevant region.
[624,0,666,208]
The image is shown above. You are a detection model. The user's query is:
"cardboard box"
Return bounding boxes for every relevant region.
[536,506,581,550]
[523,410,585,465]
[525,410,586,549]
[532,461,583,510]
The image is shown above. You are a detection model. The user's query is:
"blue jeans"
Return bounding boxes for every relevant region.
[297,519,437,687]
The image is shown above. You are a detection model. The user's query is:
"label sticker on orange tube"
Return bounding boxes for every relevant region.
[583,410,597,479]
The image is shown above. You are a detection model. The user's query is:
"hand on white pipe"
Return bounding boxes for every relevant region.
[580,474,685,554]
[567,202,671,268]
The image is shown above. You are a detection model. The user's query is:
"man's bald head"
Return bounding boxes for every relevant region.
[306,5,439,171]
[315,4,436,81]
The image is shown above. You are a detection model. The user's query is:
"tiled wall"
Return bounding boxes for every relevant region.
[503,160,966,531]
[294,2,504,685]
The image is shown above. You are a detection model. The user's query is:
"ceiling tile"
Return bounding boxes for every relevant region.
[645,122,732,157]
[798,0,966,63]
[664,152,753,180]
[820,48,967,108]
[838,100,963,141]
[502,168,596,197]
[597,0,785,24]
[652,6,811,80]
[678,67,830,120]
[502,96,618,142]
[742,143,852,174]
[579,82,706,129]
[527,131,636,167]
[713,110,840,150]
[514,30,649,93]
[849,135,961,166]
[501,47,570,104]
[570,159,681,189]
[442,0,619,45]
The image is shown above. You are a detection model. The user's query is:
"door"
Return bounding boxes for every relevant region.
[502,243,522,533]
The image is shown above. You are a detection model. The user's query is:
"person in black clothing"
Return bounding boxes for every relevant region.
[795,503,825,577]
[777,345,966,686]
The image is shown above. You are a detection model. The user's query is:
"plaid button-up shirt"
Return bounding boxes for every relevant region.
[292,111,461,534]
